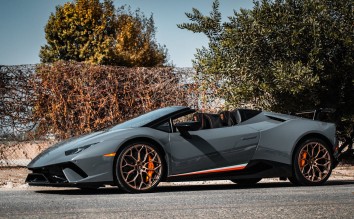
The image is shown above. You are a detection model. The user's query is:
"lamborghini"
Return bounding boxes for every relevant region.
[26,106,338,193]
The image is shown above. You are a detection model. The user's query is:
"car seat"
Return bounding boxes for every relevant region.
[219,111,235,126]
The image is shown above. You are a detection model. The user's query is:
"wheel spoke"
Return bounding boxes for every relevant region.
[126,150,137,162]
[310,144,315,157]
[300,162,309,171]
[138,173,144,190]
[122,158,135,168]
[142,146,149,163]
[316,161,331,167]
[137,145,144,161]
[317,151,329,160]
[311,168,316,181]
[127,171,139,183]
[313,166,322,179]
[123,169,135,181]
[306,166,312,176]
[315,145,321,158]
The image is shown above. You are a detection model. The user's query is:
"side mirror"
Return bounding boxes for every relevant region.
[175,121,200,138]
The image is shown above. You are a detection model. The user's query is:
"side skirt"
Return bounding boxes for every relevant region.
[165,160,291,182]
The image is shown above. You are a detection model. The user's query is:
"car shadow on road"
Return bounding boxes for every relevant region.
[156,180,354,193]
[34,180,354,195]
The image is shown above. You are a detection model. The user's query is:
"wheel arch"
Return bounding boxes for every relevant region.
[289,132,335,185]
[291,132,334,168]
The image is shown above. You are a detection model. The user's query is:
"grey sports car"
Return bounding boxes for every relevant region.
[26,106,338,193]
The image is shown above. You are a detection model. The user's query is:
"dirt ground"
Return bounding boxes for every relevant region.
[0,165,353,190]
[0,167,29,189]
[0,141,55,166]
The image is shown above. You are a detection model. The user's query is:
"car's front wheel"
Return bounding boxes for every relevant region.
[115,142,164,193]
[290,138,333,186]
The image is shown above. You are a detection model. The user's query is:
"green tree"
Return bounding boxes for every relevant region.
[40,0,167,67]
[114,8,167,67]
[179,0,354,118]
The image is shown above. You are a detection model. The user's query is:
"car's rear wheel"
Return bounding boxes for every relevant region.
[290,138,333,186]
[231,178,262,186]
[115,142,164,193]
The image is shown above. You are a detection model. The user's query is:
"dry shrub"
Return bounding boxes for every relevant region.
[1,62,222,166]
[0,65,36,139]
[33,61,193,139]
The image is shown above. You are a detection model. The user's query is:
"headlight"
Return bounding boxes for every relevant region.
[65,143,97,156]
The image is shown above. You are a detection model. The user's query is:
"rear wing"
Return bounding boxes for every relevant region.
[295,108,336,122]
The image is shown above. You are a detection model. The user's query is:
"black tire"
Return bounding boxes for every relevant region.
[290,138,333,186]
[231,178,262,186]
[114,141,164,193]
[287,177,300,186]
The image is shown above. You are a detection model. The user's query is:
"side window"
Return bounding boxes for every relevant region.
[155,121,171,133]
[172,113,194,125]
[172,114,195,132]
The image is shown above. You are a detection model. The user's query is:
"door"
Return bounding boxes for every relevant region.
[169,125,260,176]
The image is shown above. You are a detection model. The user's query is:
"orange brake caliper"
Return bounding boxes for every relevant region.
[146,155,154,182]
[300,152,307,168]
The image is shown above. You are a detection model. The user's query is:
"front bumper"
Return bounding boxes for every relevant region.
[25,173,76,187]
[25,162,109,187]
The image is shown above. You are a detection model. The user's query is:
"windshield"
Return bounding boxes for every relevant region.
[110,107,186,130]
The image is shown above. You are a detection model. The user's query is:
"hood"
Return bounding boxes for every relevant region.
[27,128,130,168]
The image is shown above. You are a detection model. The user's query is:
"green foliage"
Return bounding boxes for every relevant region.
[40,0,167,67]
[179,0,354,118]
[114,7,167,67]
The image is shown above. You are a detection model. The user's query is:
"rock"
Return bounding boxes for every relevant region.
[3,181,14,189]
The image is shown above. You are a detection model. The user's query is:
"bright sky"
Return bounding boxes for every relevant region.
[0,0,253,67]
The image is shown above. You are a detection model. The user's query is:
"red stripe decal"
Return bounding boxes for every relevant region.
[171,163,247,177]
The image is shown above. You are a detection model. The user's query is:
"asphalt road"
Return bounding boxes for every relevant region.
[0,181,354,218]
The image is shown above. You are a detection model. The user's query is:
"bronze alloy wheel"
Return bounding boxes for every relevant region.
[290,138,333,186]
[116,143,163,192]
[298,142,331,182]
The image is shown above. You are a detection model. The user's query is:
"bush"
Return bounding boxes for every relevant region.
[32,61,192,138]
